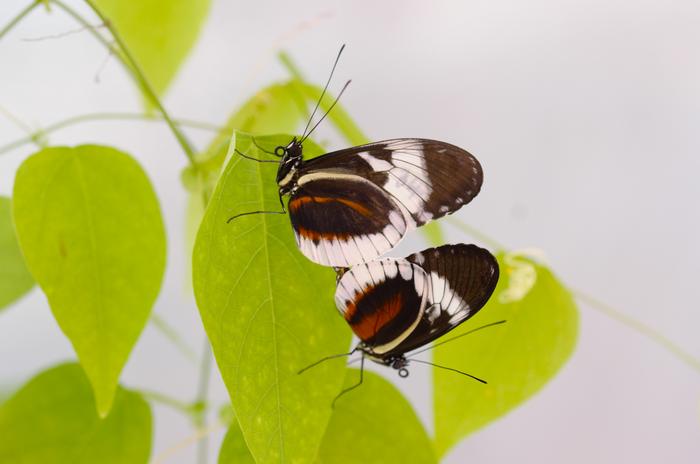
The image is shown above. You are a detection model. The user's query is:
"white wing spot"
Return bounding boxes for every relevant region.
[399,263,413,280]
[358,152,393,171]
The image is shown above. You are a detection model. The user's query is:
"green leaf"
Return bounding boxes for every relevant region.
[191,82,308,185]
[0,363,152,464]
[0,196,34,311]
[12,145,166,416]
[94,0,211,106]
[318,369,437,464]
[182,82,308,291]
[218,421,255,464]
[193,133,351,463]
[420,221,446,248]
[434,252,579,456]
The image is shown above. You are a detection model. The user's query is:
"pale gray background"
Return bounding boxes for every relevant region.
[1,0,699,462]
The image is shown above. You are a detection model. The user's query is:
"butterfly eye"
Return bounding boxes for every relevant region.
[274,146,285,157]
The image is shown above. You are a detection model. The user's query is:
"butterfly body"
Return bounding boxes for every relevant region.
[273,139,484,268]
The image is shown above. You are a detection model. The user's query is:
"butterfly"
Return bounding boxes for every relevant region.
[334,243,499,373]
[228,46,484,268]
[276,138,483,268]
[298,243,501,404]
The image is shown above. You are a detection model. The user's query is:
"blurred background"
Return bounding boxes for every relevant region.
[1,0,699,462]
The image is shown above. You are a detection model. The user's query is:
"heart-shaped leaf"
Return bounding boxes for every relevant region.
[318,369,437,463]
[434,251,579,456]
[93,0,211,107]
[0,196,34,312]
[218,420,255,464]
[0,363,152,463]
[12,145,166,416]
[193,133,351,463]
[183,82,309,289]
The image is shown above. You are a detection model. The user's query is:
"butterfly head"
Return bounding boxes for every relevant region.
[276,138,304,193]
[387,356,410,378]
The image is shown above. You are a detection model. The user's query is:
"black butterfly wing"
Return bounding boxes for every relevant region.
[335,258,430,355]
[379,243,499,358]
[288,139,482,266]
[288,174,408,267]
[302,138,483,228]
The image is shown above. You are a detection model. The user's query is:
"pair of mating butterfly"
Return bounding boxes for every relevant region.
[230,46,501,398]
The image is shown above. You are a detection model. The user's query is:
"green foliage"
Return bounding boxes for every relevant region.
[218,421,255,464]
[434,251,579,457]
[93,0,211,107]
[0,6,589,461]
[219,369,437,464]
[187,81,311,191]
[420,221,447,249]
[291,81,369,146]
[182,82,309,289]
[0,363,152,464]
[12,145,166,416]
[0,196,34,311]
[318,369,437,464]
[193,133,352,463]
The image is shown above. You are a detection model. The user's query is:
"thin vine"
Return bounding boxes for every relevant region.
[446,216,700,374]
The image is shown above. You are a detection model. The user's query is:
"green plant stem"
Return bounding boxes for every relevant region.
[194,340,213,464]
[572,290,700,373]
[151,314,198,364]
[0,104,35,135]
[151,419,225,464]
[141,389,203,417]
[49,0,197,167]
[278,50,370,146]
[0,1,41,40]
[0,112,222,155]
[81,0,197,166]
[278,51,306,82]
[446,216,700,374]
[446,216,506,250]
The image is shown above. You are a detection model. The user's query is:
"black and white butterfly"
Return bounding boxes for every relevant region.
[229,46,484,268]
[299,243,501,403]
[274,137,483,268]
[335,243,499,370]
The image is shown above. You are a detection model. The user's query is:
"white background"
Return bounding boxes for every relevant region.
[1,0,699,462]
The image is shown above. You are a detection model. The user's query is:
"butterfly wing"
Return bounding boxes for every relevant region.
[288,174,408,267]
[302,138,483,227]
[380,244,499,358]
[335,258,430,355]
[289,139,482,266]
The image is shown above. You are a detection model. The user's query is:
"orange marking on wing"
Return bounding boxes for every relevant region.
[290,195,372,217]
[297,227,350,241]
[350,292,404,341]
[343,284,375,322]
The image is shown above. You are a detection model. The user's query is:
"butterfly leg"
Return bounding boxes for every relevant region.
[233,147,278,163]
[226,193,287,223]
[332,353,365,408]
[297,347,358,375]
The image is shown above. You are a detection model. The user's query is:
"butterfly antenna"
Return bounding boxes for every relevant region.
[332,353,365,408]
[410,359,487,384]
[301,44,346,139]
[298,347,357,375]
[407,320,507,358]
[300,79,351,143]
